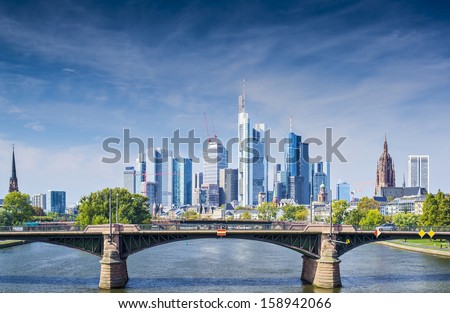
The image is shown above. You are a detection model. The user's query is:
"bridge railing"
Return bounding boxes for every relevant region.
[0,225,86,232]
[138,222,308,231]
[352,225,450,232]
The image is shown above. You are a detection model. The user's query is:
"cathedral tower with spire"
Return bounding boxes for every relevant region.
[375,135,395,195]
[9,145,19,193]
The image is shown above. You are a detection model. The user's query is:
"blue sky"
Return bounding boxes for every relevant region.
[1,0,449,204]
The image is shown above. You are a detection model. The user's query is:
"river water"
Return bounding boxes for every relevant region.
[0,239,449,293]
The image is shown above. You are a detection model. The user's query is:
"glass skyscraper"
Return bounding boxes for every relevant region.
[285,131,310,204]
[47,190,66,215]
[336,181,351,202]
[152,148,173,208]
[172,157,192,206]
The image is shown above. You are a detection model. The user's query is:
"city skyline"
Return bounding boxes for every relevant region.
[1,1,450,204]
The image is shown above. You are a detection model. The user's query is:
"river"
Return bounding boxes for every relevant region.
[0,239,449,293]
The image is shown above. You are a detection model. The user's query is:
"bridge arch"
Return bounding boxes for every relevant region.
[119,232,322,259]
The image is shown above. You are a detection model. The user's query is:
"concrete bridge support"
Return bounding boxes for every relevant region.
[98,234,128,289]
[301,239,341,289]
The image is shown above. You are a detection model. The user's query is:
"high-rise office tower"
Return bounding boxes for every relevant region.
[123,166,136,194]
[47,190,66,215]
[219,168,238,204]
[284,118,310,204]
[32,194,47,211]
[313,162,327,202]
[135,153,146,186]
[203,139,228,185]
[375,135,395,195]
[141,181,157,208]
[336,181,351,203]
[9,145,19,193]
[252,123,267,206]
[193,172,204,205]
[238,81,252,206]
[408,155,429,192]
[172,157,192,206]
[237,81,267,206]
[153,148,173,208]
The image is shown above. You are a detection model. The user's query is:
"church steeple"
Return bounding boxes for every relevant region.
[9,145,19,193]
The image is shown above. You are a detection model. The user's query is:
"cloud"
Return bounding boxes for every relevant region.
[25,123,45,132]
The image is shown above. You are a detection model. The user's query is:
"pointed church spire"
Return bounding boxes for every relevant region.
[9,144,19,193]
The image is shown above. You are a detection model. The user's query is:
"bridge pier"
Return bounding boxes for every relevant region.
[99,234,128,289]
[301,239,341,289]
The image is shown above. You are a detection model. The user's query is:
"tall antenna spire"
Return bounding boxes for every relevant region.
[242,79,246,109]
[290,113,292,133]
[238,79,246,114]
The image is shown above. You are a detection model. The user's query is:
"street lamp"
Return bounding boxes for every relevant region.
[116,193,119,224]
[109,189,112,243]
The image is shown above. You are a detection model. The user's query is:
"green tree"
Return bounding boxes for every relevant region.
[257,202,278,220]
[437,194,450,226]
[0,209,13,226]
[240,211,252,220]
[343,208,365,225]
[357,197,380,211]
[182,210,199,220]
[332,200,350,224]
[359,209,384,227]
[76,188,150,226]
[282,204,308,221]
[33,206,46,217]
[420,193,439,226]
[393,212,420,230]
[2,192,35,225]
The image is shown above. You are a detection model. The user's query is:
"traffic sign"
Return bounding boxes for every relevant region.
[374,229,381,238]
[428,229,435,239]
[345,239,351,245]
[418,229,425,238]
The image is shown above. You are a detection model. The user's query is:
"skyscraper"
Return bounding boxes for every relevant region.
[238,82,252,206]
[408,155,429,192]
[172,157,192,206]
[47,190,66,215]
[123,166,136,194]
[375,135,396,195]
[203,139,228,185]
[237,81,268,206]
[252,123,267,205]
[313,162,327,202]
[153,148,173,208]
[219,168,238,204]
[284,122,310,204]
[193,172,203,205]
[135,153,146,186]
[9,146,18,193]
[336,181,351,203]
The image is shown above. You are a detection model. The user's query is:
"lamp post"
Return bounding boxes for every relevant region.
[116,193,119,224]
[329,190,333,238]
[109,189,112,243]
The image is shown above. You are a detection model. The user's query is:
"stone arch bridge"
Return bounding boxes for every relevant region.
[1,223,448,289]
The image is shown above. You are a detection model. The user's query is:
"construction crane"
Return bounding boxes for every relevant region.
[203,112,211,143]
[210,117,217,140]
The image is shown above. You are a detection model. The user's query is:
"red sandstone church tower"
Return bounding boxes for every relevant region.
[375,135,395,195]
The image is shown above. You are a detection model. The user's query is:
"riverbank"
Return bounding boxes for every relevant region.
[0,240,27,249]
[376,240,450,257]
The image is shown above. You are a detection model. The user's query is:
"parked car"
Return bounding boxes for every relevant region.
[376,223,396,231]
